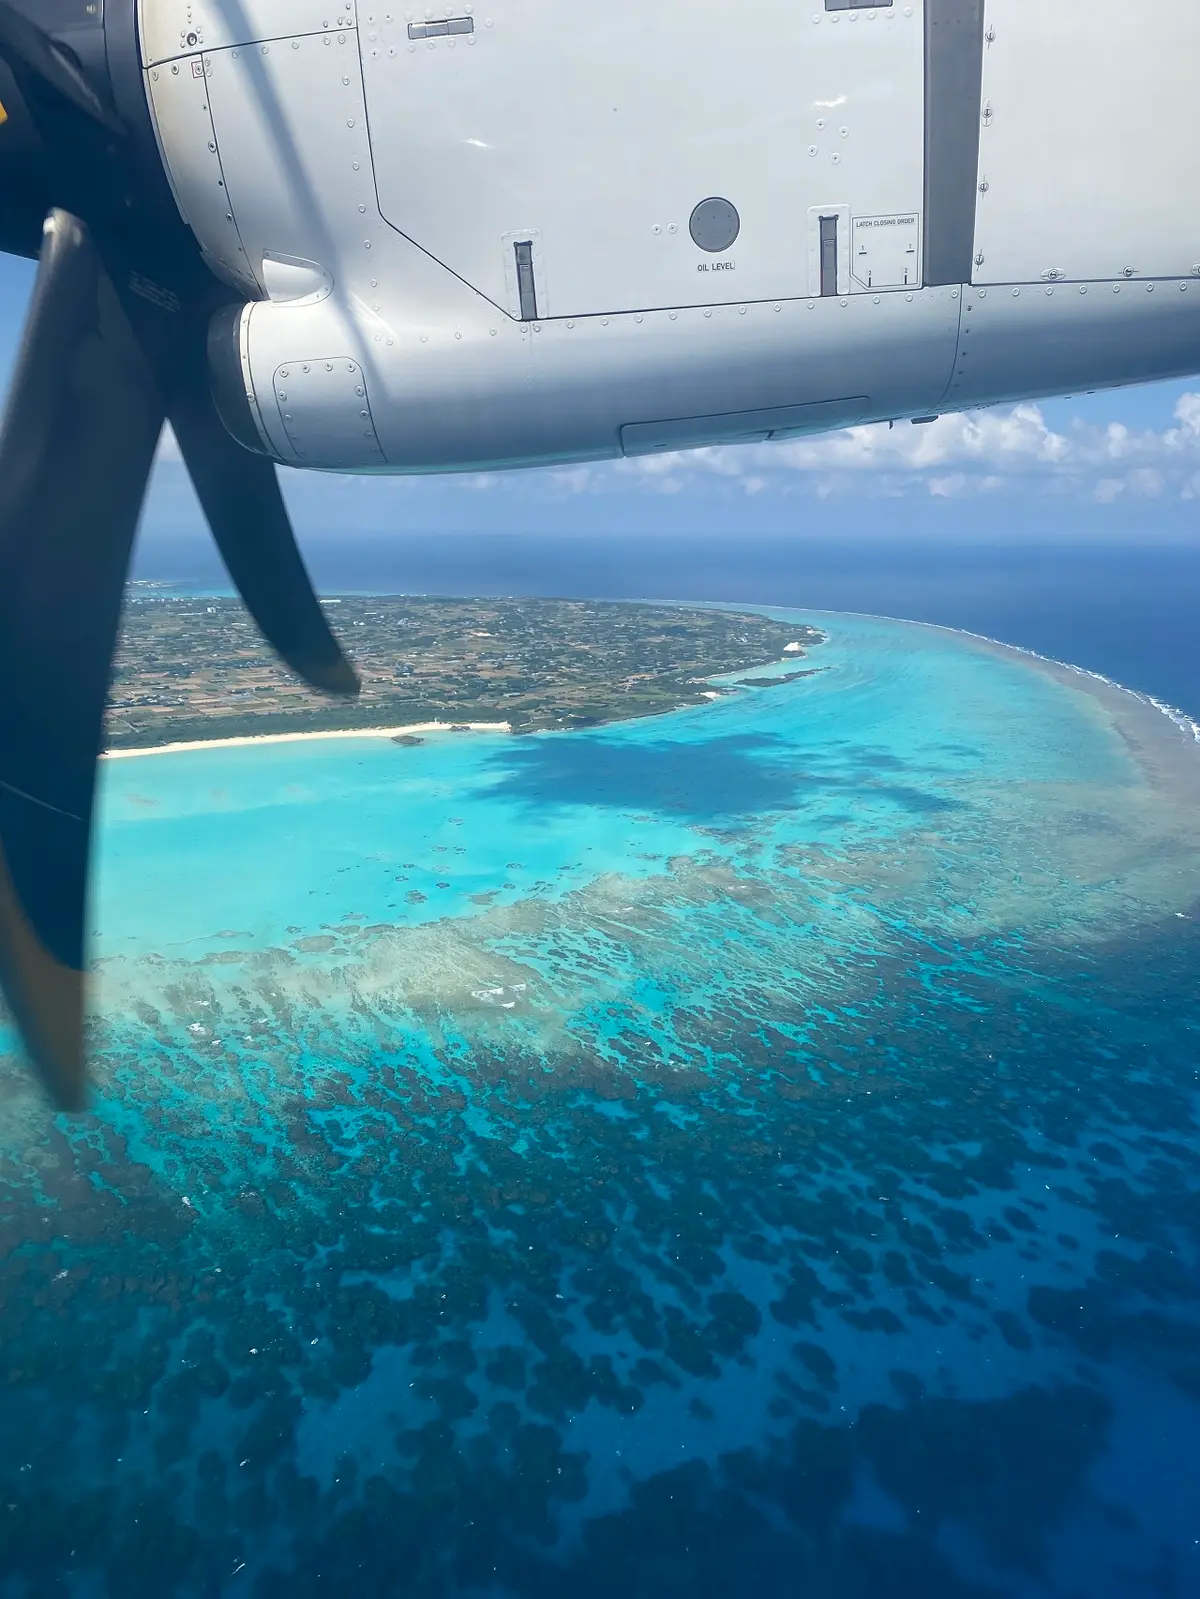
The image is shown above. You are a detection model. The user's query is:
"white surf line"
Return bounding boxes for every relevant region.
[102,721,512,760]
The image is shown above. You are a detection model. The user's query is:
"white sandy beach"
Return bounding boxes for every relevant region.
[102,721,512,760]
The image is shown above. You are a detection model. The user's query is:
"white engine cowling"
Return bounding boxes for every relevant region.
[142,0,1200,471]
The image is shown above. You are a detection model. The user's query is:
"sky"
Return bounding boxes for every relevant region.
[4,249,1200,548]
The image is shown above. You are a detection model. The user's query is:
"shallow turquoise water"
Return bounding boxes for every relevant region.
[2,612,1199,1597]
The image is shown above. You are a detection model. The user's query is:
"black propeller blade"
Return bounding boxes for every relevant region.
[0,1,121,132]
[170,392,361,697]
[0,5,361,1104]
[0,212,162,1109]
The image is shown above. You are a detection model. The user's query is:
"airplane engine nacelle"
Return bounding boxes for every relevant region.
[136,0,1200,474]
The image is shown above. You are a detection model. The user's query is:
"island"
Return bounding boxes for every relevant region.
[104,592,823,751]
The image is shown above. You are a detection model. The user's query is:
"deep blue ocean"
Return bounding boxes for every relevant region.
[2,542,1199,1596]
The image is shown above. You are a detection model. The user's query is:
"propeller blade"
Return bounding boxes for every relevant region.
[170,380,360,698]
[0,1,122,134]
[96,281,359,699]
[0,211,163,1108]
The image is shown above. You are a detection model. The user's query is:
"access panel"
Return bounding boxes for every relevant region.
[359,0,926,318]
[972,0,1200,284]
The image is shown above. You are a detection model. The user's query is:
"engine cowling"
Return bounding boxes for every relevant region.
[137,0,1200,474]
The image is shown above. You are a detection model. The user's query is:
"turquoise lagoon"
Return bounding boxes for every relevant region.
[1,612,1199,1596]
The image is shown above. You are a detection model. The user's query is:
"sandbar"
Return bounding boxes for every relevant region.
[102,721,511,760]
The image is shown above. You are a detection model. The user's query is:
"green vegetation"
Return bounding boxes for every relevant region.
[105,592,821,749]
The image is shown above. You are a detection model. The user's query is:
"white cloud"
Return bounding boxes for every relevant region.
[929,474,967,498]
[608,391,1200,505]
[1127,467,1164,497]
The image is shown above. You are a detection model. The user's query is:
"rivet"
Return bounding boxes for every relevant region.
[1079,284,1087,294]
[601,318,609,326]
[566,320,574,328]
[704,309,712,318]
[773,303,781,312]
[951,289,959,299]
[303,364,311,372]
[356,386,365,396]
[281,368,290,377]
[1114,284,1121,293]
[905,292,913,302]
[831,153,841,164]
[978,288,986,298]
[808,146,818,157]
[489,328,497,335]
[1012,287,1019,297]
[455,331,462,339]
[278,392,287,401]
[652,224,662,235]
[347,118,355,127]
[1181,283,1189,293]
[839,297,848,306]
[669,311,677,320]
[738,305,746,314]
[667,223,677,235]
[1147,282,1154,292]
[325,362,333,370]
[364,240,372,248]
[359,204,367,212]
[807,301,815,310]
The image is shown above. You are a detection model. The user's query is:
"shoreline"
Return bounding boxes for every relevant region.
[102,721,512,760]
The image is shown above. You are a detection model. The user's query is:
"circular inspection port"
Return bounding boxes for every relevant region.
[689,197,740,253]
